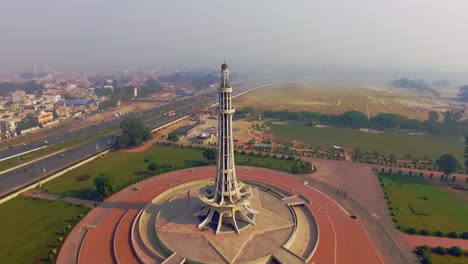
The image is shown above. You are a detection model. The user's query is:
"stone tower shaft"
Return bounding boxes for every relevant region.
[195,63,257,234]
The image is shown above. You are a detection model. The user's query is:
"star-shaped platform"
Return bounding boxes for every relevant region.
[156,188,296,263]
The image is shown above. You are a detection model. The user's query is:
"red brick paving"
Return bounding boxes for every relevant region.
[403,233,468,250]
[60,166,384,264]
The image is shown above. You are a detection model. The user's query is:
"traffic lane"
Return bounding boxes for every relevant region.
[0,82,264,195]
[0,136,114,196]
[0,81,256,159]
[0,103,196,196]
[0,95,196,159]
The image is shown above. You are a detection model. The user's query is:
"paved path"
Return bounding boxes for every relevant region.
[402,234,468,250]
[59,166,383,264]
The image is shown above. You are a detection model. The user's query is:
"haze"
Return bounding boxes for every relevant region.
[1,0,468,72]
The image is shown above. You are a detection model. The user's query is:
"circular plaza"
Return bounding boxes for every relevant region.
[58,166,384,264]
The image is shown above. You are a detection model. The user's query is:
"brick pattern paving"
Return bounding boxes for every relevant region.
[59,166,384,264]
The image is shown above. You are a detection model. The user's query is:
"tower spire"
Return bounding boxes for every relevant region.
[194,62,257,234]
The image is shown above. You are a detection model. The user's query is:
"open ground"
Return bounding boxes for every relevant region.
[233,82,458,120]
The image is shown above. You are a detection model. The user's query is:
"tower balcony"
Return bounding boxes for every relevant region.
[218,87,232,93]
[219,108,235,114]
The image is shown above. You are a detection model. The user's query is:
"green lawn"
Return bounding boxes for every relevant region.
[269,122,463,161]
[43,145,297,200]
[381,173,468,234]
[427,251,468,264]
[0,196,89,264]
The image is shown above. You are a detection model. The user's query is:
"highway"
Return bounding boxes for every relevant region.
[0,79,272,197]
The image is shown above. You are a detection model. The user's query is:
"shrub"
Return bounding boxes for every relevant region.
[75,174,90,181]
[52,248,58,255]
[448,246,463,257]
[435,246,447,255]
[447,232,458,238]
[48,252,55,262]
[144,157,150,163]
[415,246,427,257]
[392,218,398,223]
[421,256,432,264]
[419,229,429,236]
[406,228,416,234]
[433,231,443,237]
[460,232,468,239]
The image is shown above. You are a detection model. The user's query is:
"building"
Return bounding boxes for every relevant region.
[54,100,98,117]
[174,124,198,137]
[11,90,26,103]
[195,63,256,234]
[37,111,54,124]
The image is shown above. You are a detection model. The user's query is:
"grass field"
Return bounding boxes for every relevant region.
[427,251,468,264]
[233,82,454,121]
[0,196,89,264]
[43,145,297,200]
[269,122,463,161]
[381,173,468,234]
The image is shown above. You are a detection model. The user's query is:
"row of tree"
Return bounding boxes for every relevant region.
[159,70,219,91]
[239,108,467,137]
[96,79,163,110]
[0,80,44,96]
[390,78,439,97]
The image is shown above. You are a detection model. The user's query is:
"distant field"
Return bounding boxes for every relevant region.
[381,173,468,234]
[0,197,89,264]
[269,122,463,161]
[233,82,454,120]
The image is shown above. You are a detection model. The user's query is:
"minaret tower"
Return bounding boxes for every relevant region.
[195,63,257,234]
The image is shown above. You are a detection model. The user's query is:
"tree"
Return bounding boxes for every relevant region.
[94,173,116,197]
[389,153,397,164]
[203,148,217,163]
[372,150,379,159]
[291,159,313,174]
[148,163,158,175]
[448,246,462,257]
[370,113,404,129]
[458,85,468,102]
[436,154,458,176]
[116,118,152,148]
[421,256,432,264]
[340,110,369,128]
[16,114,40,134]
[435,246,447,255]
[167,132,179,143]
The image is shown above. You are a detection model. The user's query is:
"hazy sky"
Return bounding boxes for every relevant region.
[1,0,468,71]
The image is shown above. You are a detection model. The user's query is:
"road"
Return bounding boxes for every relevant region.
[0,79,274,197]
